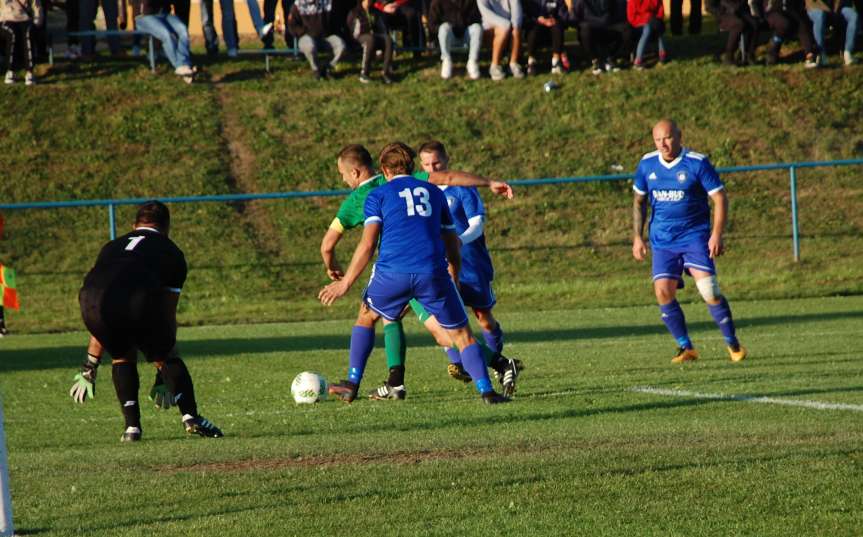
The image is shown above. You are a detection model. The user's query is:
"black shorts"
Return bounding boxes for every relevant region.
[79,267,176,361]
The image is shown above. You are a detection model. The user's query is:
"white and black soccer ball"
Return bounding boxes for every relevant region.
[291,371,328,404]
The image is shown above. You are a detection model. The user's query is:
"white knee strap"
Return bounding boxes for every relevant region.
[695,276,722,303]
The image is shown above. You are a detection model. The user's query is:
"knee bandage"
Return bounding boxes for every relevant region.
[695,276,722,303]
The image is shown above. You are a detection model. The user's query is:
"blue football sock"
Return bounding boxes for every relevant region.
[347,325,375,385]
[460,342,493,394]
[445,347,462,365]
[707,297,739,347]
[482,323,504,354]
[659,300,693,349]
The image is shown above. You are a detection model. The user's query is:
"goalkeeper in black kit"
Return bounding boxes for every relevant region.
[69,201,223,442]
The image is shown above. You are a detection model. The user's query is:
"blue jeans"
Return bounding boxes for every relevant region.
[635,17,666,61]
[438,22,482,63]
[135,14,191,69]
[200,0,239,51]
[808,7,858,53]
[245,0,265,35]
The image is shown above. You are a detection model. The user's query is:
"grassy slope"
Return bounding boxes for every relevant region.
[2,296,862,536]
[1,27,862,332]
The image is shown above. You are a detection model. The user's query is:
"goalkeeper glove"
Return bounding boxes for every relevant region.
[148,370,175,410]
[70,353,100,403]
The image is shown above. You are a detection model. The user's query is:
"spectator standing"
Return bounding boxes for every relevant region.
[200,0,239,56]
[428,0,483,78]
[78,0,123,58]
[478,0,524,79]
[628,0,667,68]
[669,0,701,34]
[806,0,857,65]
[348,0,394,83]
[288,0,346,79]
[1,0,42,85]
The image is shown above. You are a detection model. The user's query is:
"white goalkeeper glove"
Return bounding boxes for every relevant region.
[70,353,100,403]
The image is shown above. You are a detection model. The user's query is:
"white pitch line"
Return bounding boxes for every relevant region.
[631,386,863,413]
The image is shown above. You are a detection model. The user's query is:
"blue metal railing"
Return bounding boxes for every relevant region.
[2,159,862,262]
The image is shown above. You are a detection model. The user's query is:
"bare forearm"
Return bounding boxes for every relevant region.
[633,195,647,239]
[341,243,374,290]
[320,229,342,269]
[429,169,490,187]
[711,191,728,237]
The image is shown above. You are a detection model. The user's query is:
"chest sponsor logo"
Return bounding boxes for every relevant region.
[676,171,687,183]
[653,190,685,202]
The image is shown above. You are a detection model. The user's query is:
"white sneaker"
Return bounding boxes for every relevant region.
[174,65,194,76]
[4,71,13,84]
[509,62,524,79]
[844,51,856,66]
[489,64,505,81]
[466,59,480,79]
[227,48,239,58]
[551,63,563,75]
[24,72,35,86]
[441,56,453,79]
[259,22,274,40]
[604,60,619,72]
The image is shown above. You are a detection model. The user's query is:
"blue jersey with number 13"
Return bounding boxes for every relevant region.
[364,175,455,275]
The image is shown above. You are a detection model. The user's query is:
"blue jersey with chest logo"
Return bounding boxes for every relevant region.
[440,185,494,284]
[633,147,724,249]
[364,175,455,275]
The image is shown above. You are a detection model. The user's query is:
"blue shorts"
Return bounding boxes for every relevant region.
[363,267,469,328]
[459,279,496,310]
[652,243,716,284]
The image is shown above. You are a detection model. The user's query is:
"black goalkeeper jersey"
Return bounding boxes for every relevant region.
[83,227,187,293]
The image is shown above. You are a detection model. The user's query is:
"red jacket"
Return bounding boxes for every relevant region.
[627,0,663,26]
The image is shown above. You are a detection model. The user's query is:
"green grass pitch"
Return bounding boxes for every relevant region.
[2,295,862,536]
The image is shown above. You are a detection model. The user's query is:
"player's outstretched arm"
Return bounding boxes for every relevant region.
[320,228,345,280]
[319,223,380,306]
[428,170,514,199]
[708,189,728,258]
[632,192,648,261]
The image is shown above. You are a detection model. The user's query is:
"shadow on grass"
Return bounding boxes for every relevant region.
[4,308,862,373]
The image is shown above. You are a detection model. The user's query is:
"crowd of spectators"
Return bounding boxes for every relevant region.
[0,0,859,84]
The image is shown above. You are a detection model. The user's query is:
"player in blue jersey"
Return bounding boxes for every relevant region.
[412,141,522,395]
[632,119,748,364]
[320,144,514,402]
[319,142,510,404]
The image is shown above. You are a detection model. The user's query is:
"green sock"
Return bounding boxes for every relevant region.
[384,322,406,369]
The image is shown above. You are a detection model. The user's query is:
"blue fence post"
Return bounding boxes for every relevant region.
[789,165,800,262]
[108,203,116,240]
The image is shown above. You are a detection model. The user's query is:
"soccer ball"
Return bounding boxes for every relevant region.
[291,371,328,404]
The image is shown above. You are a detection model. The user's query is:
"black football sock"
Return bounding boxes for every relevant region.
[387,365,405,387]
[488,353,508,376]
[112,361,141,429]
[162,358,198,418]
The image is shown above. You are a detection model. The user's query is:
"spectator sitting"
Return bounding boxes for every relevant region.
[289,0,346,79]
[478,0,524,79]
[135,0,196,82]
[627,0,667,68]
[372,0,421,53]
[759,0,818,66]
[523,0,567,74]
[347,0,394,83]
[805,0,857,65]
[706,0,760,65]
[1,0,42,85]
[428,0,483,79]
[576,0,631,73]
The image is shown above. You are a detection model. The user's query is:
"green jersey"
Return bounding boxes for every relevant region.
[329,174,387,233]
[329,172,430,233]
